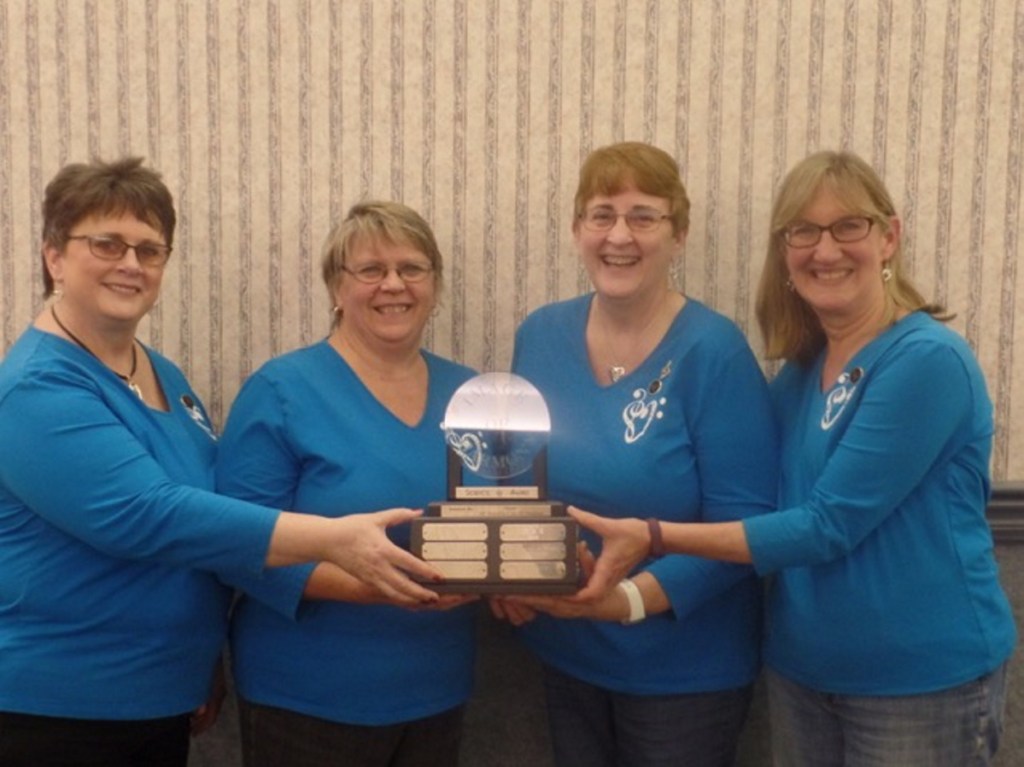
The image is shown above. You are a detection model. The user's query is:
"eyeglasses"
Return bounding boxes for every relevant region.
[782,216,874,248]
[579,207,672,233]
[68,234,172,268]
[342,262,434,284]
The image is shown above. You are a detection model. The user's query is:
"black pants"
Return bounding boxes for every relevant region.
[0,710,190,767]
[238,697,464,767]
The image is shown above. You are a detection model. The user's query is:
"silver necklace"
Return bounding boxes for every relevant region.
[596,300,667,384]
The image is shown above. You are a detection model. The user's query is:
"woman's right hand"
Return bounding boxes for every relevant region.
[569,506,651,601]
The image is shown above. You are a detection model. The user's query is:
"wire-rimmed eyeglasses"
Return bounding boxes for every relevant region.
[578,207,672,233]
[342,263,434,284]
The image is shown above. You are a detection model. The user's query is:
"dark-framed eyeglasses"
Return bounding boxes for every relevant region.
[782,216,874,248]
[342,262,434,284]
[67,234,172,268]
[578,207,672,233]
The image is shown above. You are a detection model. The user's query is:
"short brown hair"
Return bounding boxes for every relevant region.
[755,150,947,363]
[41,157,176,296]
[573,142,690,234]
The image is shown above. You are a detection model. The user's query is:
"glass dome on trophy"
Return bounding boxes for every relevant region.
[411,372,579,593]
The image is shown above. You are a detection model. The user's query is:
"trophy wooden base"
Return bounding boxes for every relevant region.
[411,502,579,594]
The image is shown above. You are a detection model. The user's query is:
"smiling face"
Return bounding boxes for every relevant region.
[574,187,685,306]
[332,237,437,353]
[43,212,167,333]
[783,185,898,325]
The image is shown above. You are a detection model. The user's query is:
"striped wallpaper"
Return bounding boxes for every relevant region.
[1,0,1021,479]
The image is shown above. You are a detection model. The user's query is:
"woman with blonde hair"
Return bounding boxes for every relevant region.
[571,150,1016,766]
[217,201,478,767]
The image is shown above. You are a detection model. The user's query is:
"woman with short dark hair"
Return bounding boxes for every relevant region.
[0,159,441,766]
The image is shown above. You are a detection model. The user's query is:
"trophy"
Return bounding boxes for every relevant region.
[411,372,579,593]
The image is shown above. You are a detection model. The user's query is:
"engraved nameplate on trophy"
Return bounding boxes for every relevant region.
[410,372,579,593]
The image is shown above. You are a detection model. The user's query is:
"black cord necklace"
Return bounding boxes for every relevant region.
[51,305,144,400]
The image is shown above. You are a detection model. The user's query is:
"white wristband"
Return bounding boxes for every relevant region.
[617,578,646,625]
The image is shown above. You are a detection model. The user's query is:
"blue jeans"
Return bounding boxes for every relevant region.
[766,663,1009,767]
[237,698,464,767]
[541,663,753,767]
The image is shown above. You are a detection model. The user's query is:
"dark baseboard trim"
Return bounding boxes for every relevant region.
[989,482,1024,544]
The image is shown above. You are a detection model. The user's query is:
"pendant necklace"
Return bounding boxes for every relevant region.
[51,305,144,400]
[602,319,637,383]
[596,300,667,384]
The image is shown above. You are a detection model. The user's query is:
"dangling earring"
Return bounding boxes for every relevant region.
[785,277,795,292]
[881,266,893,283]
[52,282,64,301]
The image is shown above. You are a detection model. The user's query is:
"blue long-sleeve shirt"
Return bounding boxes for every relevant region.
[0,328,278,719]
[216,342,479,725]
[744,311,1017,694]
[512,295,779,694]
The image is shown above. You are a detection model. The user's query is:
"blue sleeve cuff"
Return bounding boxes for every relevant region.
[222,562,315,619]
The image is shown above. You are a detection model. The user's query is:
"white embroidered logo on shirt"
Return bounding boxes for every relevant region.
[622,362,672,444]
[181,394,218,441]
[820,367,864,431]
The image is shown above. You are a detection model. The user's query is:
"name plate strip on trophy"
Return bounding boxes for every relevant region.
[499,542,567,560]
[500,561,568,580]
[420,522,488,541]
[421,542,489,560]
[499,522,567,541]
[454,486,541,500]
[435,503,555,517]
[433,561,490,579]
